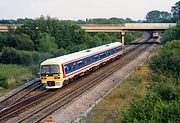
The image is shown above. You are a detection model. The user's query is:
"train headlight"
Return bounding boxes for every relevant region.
[54,76,60,79]
[41,77,47,80]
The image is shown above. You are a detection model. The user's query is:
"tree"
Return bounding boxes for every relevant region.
[5,34,34,51]
[146,10,172,23]
[162,21,180,44]
[171,1,180,22]
[38,33,58,53]
[0,33,7,51]
[95,33,112,44]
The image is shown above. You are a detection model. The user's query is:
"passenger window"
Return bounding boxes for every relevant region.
[95,55,99,59]
[77,61,83,66]
[72,63,76,69]
[69,66,72,71]
[87,58,91,63]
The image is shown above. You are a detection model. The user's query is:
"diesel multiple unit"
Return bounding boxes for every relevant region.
[40,42,123,89]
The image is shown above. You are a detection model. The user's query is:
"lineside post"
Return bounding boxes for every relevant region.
[121,31,125,48]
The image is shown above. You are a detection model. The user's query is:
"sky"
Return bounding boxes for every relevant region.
[0,0,179,21]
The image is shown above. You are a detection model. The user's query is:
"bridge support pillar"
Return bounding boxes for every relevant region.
[121,31,125,48]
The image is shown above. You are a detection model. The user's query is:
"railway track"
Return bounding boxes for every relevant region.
[0,78,41,110]
[0,37,158,123]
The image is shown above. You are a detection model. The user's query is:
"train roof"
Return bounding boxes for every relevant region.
[41,42,122,65]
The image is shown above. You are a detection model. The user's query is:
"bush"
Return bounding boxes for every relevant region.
[121,94,180,123]
[18,51,33,65]
[1,47,19,64]
[0,76,8,89]
[150,46,180,78]
[31,51,40,63]
[1,47,37,65]
[5,34,34,51]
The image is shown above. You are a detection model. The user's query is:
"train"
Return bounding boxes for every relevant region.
[40,42,123,89]
[152,32,159,38]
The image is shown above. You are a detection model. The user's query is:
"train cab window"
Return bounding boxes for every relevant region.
[41,65,60,76]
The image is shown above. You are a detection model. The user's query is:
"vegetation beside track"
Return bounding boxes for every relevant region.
[0,64,33,93]
[80,64,150,123]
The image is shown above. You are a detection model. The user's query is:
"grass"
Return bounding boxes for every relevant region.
[80,64,150,123]
[0,63,34,95]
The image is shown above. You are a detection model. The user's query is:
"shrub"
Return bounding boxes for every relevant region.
[0,76,8,89]
[1,47,19,64]
[31,51,40,63]
[121,94,180,123]
[18,51,33,65]
[6,34,34,51]
[150,48,180,79]
[1,47,36,65]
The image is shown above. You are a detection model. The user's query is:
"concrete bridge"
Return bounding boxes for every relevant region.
[80,23,176,32]
[80,23,176,47]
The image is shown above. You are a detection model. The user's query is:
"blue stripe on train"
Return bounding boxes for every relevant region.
[64,46,122,74]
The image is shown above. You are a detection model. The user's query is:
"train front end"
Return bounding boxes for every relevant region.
[40,62,63,89]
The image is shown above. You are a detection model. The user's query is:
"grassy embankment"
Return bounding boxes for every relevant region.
[80,63,150,123]
[0,64,34,95]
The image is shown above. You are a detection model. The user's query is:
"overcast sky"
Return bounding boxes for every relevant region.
[0,0,179,20]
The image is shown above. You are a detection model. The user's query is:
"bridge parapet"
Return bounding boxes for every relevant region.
[124,23,176,30]
[80,23,176,32]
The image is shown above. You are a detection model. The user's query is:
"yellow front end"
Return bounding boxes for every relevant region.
[40,62,64,89]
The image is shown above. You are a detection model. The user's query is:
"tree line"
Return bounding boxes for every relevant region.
[146,1,180,23]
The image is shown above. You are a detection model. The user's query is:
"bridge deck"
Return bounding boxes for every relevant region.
[80,23,176,32]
